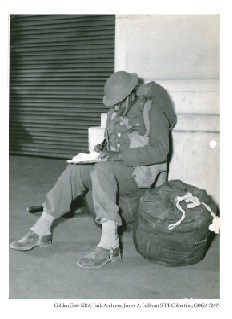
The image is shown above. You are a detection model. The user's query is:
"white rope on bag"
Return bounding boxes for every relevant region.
[168,192,220,234]
[201,202,216,218]
[168,192,196,230]
[202,202,220,233]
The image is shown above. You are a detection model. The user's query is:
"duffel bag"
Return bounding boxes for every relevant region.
[133,180,220,266]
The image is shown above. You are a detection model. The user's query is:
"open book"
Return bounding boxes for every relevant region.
[66,151,107,164]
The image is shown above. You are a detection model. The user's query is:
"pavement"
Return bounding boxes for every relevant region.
[9,155,220,299]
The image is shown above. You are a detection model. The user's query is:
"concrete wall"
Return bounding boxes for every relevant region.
[114,15,219,80]
[89,15,220,205]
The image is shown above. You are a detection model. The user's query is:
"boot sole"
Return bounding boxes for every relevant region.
[10,242,52,251]
[76,254,122,270]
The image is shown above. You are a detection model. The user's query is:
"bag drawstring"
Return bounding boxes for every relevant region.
[168,192,220,234]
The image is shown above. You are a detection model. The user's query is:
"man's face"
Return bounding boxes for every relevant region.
[113,93,135,116]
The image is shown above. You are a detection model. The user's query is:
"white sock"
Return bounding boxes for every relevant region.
[98,218,119,250]
[30,211,55,236]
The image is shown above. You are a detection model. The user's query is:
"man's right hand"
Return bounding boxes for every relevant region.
[93,144,104,153]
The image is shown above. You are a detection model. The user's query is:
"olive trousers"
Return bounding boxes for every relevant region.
[42,162,140,226]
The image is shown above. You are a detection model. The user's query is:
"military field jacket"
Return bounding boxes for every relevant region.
[105,82,176,167]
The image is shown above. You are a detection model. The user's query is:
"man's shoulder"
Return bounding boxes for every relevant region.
[136,81,156,98]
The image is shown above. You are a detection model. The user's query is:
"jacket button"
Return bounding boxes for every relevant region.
[118,133,121,137]
[117,144,120,147]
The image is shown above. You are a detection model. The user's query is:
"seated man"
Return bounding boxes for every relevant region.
[10,71,177,270]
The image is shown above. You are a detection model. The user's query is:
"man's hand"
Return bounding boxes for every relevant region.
[99,150,122,161]
[93,144,104,153]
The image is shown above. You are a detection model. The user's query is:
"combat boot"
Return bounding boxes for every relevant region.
[77,246,121,270]
[10,230,52,251]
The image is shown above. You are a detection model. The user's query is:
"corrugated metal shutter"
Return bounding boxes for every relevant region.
[10,15,115,159]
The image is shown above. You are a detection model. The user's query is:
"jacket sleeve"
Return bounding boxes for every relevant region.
[121,102,170,166]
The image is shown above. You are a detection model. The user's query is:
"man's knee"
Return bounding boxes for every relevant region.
[92,162,113,175]
[91,162,116,182]
[64,164,79,175]
[66,163,89,173]
[62,164,86,181]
